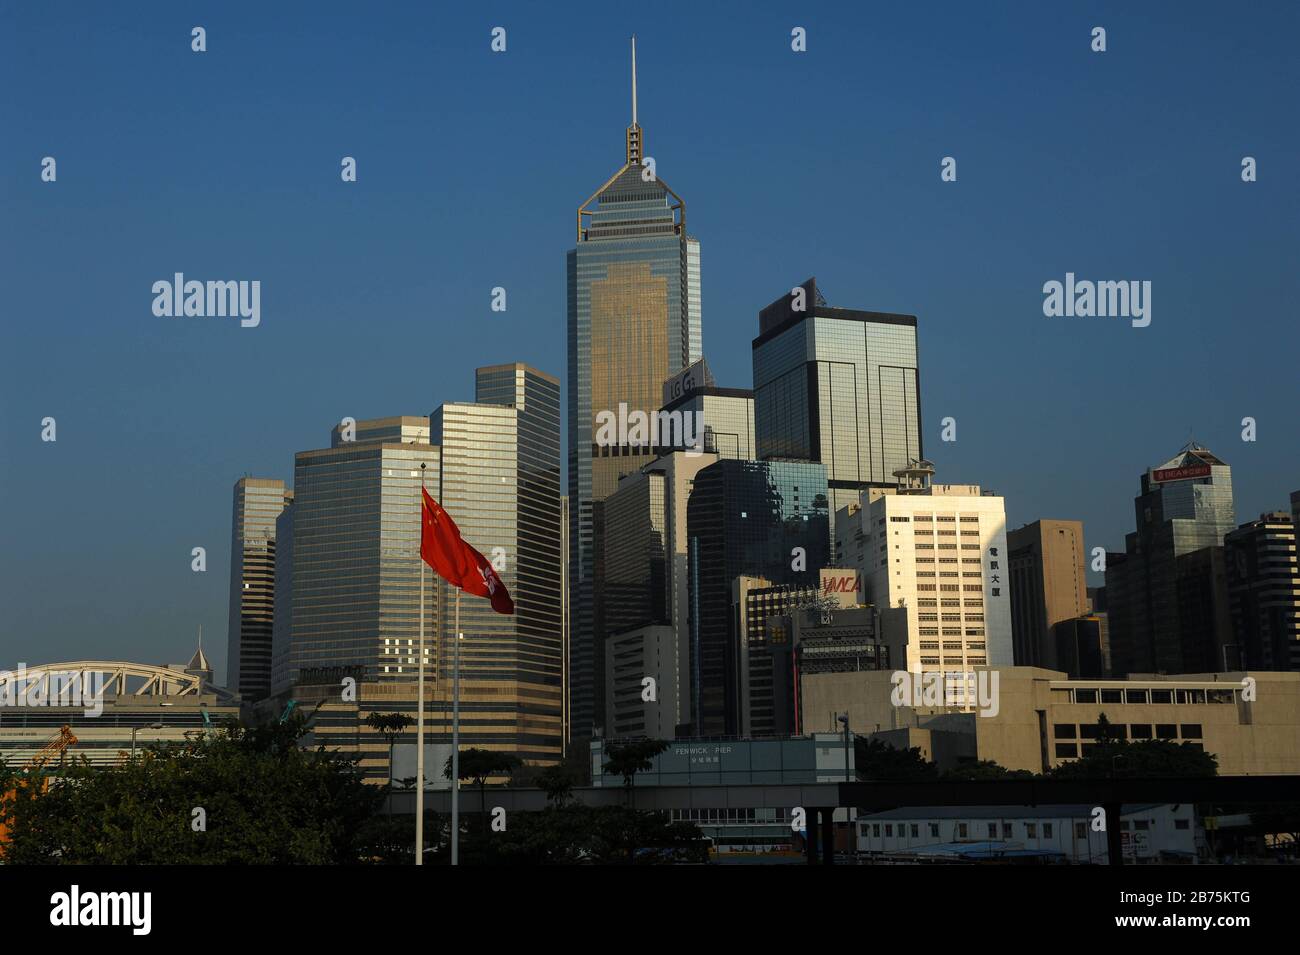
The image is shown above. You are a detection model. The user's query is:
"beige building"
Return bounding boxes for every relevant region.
[1007,520,1088,670]
[801,666,1300,776]
[836,462,1013,676]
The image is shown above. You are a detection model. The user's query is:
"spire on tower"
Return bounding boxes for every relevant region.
[626,35,643,166]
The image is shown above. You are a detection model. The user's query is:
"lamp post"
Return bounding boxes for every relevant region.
[130,721,165,758]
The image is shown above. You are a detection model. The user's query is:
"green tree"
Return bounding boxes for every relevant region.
[854,737,938,781]
[942,760,1035,781]
[534,765,576,807]
[1050,712,1218,779]
[444,747,523,834]
[602,739,668,806]
[3,715,383,864]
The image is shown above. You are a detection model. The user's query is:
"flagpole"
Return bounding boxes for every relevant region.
[415,462,426,865]
[452,588,461,865]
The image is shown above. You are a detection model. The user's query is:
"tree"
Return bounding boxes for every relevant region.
[854,737,938,781]
[534,765,576,807]
[444,748,523,834]
[602,739,668,806]
[1050,712,1219,779]
[364,712,413,815]
[3,714,384,864]
[942,760,1035,781]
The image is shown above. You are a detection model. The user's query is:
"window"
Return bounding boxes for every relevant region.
[1101,689,1123,703]
[1075,822,1087,839]
[1125,689,1147,704]
[1134,820,1150,831]
[1130,724,1153,739]
[885,824,893,837]
[1180,724,1203,739]
[872,824,880,837]
[1043,823,1053,838]
[957,823,968,839]
[1075,689,1098,704]
[911,823,919,838]
[1056,743,1079,758]
[1025,823,1037,838]
[1054,724,1077,739]
[1002,823,1013,838]
[929,823,939,838]
[1156,724,1177,739]
[987,823,998,838]
[1150,689,1173,704]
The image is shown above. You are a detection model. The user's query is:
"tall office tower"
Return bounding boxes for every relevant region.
[735,568,861,737]
[601,449,719,736]
[289,417,440,685]
[686,459,829,735]
[227,478,293,700]
[1225,513,1300,670]
[269,501,294,695]
[835,461,1013,678]
[1006,520,1088,668]
[1292,491,1300,533]
[1105,444,1236,675]
[430,364,564,763]
[752,277,921,533]
[567,39,702,739]
[659,359,755,459]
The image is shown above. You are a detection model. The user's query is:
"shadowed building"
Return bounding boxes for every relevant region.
[1225,513,1300,670]
[1007,520,1088,669]
[752,278,921,535]
[1105,444,1235,675]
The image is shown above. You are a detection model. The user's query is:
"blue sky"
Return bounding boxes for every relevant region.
[2,1,1297,680]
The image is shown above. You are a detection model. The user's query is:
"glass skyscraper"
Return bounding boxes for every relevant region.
[431,363,563,763]
[752,278,921,531]
[686,459,829,736]
[567,41,702,738]
[289,417,440,685]
[227,477,293,700]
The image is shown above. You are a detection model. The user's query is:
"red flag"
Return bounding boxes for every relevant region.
[421,487,515,614]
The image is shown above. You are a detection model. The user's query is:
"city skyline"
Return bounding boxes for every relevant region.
[4,1,1299,681]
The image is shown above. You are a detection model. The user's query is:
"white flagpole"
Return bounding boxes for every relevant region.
[415,463,427,865]
[452,588,461,865]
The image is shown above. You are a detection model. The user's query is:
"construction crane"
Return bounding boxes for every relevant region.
[0,725,78,848]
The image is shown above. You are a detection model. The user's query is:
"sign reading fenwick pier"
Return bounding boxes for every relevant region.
[1151,464,1212,483]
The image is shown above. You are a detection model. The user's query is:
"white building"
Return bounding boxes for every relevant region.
[856,804,1202,864]
[836,461,1013,677]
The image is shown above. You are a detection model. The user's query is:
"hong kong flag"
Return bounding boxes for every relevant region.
[421,486,515,614]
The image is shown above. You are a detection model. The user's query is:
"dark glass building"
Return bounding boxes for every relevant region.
[686,459,829,735]
[752,278,921,533]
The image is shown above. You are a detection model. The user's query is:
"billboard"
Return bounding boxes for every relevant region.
[820,568,862,607]
[1151,464,1211,483]
[661,357,714,407]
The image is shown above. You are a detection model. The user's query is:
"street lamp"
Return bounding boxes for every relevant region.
[837,713,851,781]
[130,721,165,758]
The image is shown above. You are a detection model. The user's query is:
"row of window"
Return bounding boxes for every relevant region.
[863,817,1187,840]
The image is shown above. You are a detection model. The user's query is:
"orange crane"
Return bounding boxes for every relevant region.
[0,725,78,848]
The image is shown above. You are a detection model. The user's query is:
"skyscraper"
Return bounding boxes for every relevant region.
[686,459,829,735]
[1006,520,1088,668]
[431,364,563,763]
[288,418,440,685]
[1105,444,1236,675]
[226,477,293,700]
[1225,513,1300,670]
[835,461,1014,679]
[752,277,922,530]
[568,39,702,739]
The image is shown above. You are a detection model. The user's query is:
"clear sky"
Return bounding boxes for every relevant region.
[2,1,1297,682]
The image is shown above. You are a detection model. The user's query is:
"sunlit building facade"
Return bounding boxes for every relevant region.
[567,42,702,739]
[431,364,563,763]
[227,477,293,700]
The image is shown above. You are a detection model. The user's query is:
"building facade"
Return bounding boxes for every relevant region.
[1007,519,1088,669]
[686,459,829,735]
[1225,513,1300,670]
[752,277,921,531]
[1105,444,1235,675]
[836,465,1014,676]
[430,364,564,764]
[567,43,702,740]
[226,477,293,700]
